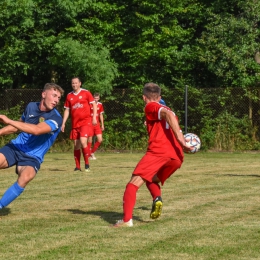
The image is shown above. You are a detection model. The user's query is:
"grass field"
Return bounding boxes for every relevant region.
[0,152,260,260]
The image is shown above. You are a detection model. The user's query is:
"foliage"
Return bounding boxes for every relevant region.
[197,0,260,88]
[96,0,206,88]
[201,112,260,151]
[0,0,117,93]
[50,38,117,95]
[1,0,260,91]
[102,85,148,151]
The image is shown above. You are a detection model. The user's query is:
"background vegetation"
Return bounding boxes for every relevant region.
[1,0,260,151]
[1,0,260,91]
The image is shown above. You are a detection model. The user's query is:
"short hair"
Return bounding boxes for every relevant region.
[94,93,100,97]
[71,77,81,83]
[143,82,161,100]
[43,83,64,96]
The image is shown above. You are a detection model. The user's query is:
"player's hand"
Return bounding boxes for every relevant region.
[0,115,11,125]
[92,118,97,126]
[183,144,193,153]
[61,124,65,132]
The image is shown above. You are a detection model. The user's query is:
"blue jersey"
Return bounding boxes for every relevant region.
[11,102,62,164]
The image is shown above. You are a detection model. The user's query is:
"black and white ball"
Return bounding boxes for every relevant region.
[184,133,201,154]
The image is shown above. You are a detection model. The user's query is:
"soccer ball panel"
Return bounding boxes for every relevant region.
[184,133,201,154]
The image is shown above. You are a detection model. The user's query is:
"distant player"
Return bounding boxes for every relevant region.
[0,83,64,209]
[61,77,97,172]
[88,93,104,160]
[114,82,192,227]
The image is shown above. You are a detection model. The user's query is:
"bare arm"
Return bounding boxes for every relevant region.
[91,102,97,125]
[0,115,51,135]
[160,108,191,152]
[0,118,22,135]
[61,108,70,132]
[100,113,104,131]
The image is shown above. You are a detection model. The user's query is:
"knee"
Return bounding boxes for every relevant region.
[17,170,36,188]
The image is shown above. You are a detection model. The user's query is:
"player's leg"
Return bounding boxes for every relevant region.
[90,126,102,159]
[79,125,93,172]
[0,147,16,209]
[91,133,102,155]
[114,175,145,227]
[147,174,163,219]
[80,136,90,172]
[149,159,182,219]
[87,136,93,158]
[74,139,81,171]
[0,165,37,209]
[0,152,9,169]
[70,128,81,171]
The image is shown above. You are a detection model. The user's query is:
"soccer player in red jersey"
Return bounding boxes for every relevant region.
[114,82,192,227]
[88,93,104,160]
[61,77,97,172]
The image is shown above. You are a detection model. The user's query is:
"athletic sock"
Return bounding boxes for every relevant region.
[74,149,81,169]
[87,142,92,155]
[82,147,89,165]
[146,181,161,200]
[0,182,25,208]
[92,141,101,154]
[123,183,139,222]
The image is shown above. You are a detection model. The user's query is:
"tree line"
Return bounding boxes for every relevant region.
[1,0,260,94]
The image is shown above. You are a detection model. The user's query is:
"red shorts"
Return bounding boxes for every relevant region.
[133,154,182,185]
[70,124,93,140]
[92,124,102,136]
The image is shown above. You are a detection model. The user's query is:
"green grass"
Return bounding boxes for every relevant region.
[0,152,260,260]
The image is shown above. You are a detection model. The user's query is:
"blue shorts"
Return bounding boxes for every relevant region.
[0,143,41,174]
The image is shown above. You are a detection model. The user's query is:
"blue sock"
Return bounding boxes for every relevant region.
[0,182,25,208]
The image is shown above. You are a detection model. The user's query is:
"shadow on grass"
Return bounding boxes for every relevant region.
[225,174,260,178]
[0,207,11,217]
[67,209,146,224]
[48,168,67,172]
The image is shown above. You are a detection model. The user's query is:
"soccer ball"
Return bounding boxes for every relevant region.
[184,133,201,154]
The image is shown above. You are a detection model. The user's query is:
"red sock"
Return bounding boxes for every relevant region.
[87,142,92,155]
[146,181,161,200]
[82,147,89,166]
[74,149,81,169]
[92,141,101,153]
[123,183,139,222]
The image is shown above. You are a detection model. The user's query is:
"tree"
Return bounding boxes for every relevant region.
[98,0,206,88]
[0,0,117,94]
[197,0,260,88]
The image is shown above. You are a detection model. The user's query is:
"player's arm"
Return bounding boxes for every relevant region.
[100,113,104,130]
[61,108,70,132]
[91,102,97,125]
[0,115,51,135]
[160,108,191,152]
[0,118,22,135]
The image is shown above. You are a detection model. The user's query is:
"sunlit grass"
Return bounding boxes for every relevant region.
[0,152,260,259]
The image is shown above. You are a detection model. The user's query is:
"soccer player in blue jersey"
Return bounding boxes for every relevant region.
[0,83,64,210]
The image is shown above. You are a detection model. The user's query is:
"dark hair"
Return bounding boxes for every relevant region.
[71,77,81,83]
[143,82,161,99]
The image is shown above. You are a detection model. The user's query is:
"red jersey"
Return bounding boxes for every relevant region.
[90,102,104,124]
[145,101,184,161]
[64,89,94,128]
